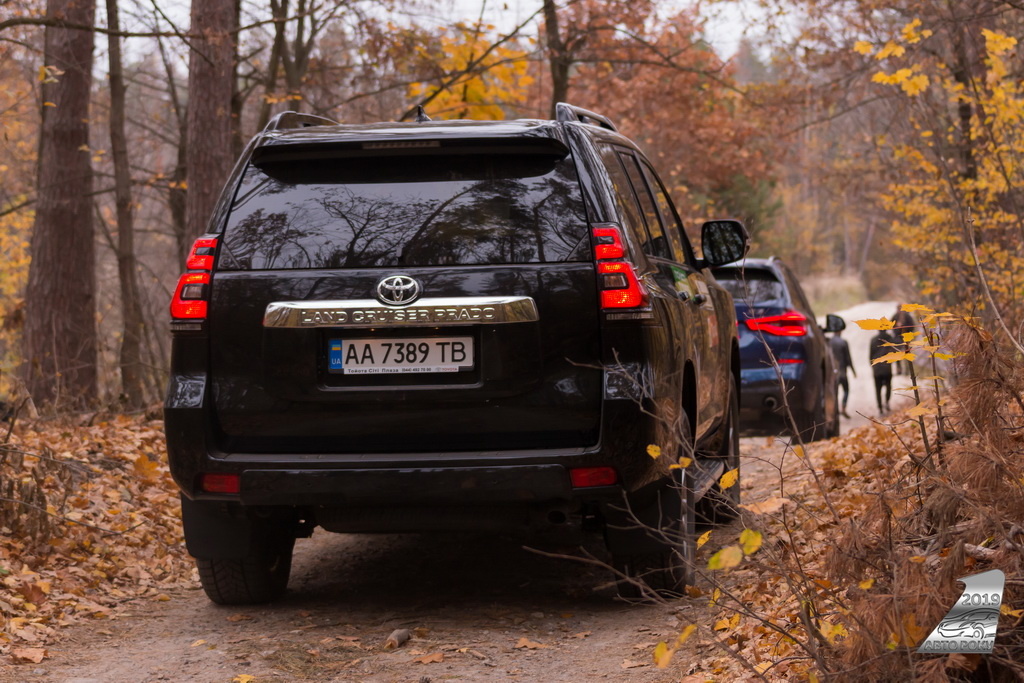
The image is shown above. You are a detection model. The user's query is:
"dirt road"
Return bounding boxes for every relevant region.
[9,302,909,683]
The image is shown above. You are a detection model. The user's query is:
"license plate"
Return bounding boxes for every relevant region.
[328,337,474,374]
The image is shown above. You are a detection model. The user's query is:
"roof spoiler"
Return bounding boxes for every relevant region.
[554,103,617,132]
[262,111,338,133]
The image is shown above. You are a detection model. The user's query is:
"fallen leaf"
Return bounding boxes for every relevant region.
[739,497,790,515]
[232,675,255,683]
[621,659,646,669]
[412,652,444,664]
[11,648,47,664]
[226,614,253,622]
[191,639,206,647]
[572,631,591,639]
[514,637,550,650]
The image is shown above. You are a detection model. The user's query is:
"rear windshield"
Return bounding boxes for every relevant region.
[219,153,589,269]
[713,267,786,304]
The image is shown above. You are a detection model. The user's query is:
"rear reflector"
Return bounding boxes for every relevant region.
[170,272,210,319]
[745,310,807,336]
[570,467,619,488]
[200,473,240,494]
[778,358,804,364]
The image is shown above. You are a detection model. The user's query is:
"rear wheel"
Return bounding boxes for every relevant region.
[699,379,740,523]
[612,413,696,600]
[196,533,295,605]
[794,379,827,442]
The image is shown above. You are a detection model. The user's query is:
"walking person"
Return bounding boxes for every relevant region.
[891,304,917,376]
[829,327,856,418]
[869,329,894,414]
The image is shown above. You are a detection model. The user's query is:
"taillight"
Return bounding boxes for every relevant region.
[171,236,218,322]
[592,225,649,311]
[186,237,218,270]
[592,225,625,260]
[745,310,807,336]
[170,272,210,319]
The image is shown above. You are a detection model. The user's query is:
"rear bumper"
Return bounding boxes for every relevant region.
[241,464,573,506]
[737,365,809,431]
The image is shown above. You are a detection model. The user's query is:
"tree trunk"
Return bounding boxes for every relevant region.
[542,0,570,118]
[185,0,239,245]
[105,0,146,408]
[256,0,288,131]
[23,0,97,409]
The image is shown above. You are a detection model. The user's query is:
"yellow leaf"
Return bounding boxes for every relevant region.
[653,641,673,668]
[901,73,929,96]
[675,624,696,646]
[1000,604,1024,618]
[907,403,936,417]
[708,545,743,570]
[859,578,875,590]
[901,332,919,342]
[934,352,957,360]
[191,639,206,647]
[43,102,56,107]
[792,444,805,459]
[901,303,932,313]
[853,41,874,55]
[677,456,691,468]
[739,529,763,555]
[755,661,772,674]
[855,317,895,330]
[232,676,255,683]
[710,587,721,606]
[982,29,1017,55]
[739,496,790,515]
[719,468,738,490]
[871,350,915,365]
[646,444,662,459]
[713,617,731,631]
[908,555,927,564]
[876,41,906,59]
[697,529,712,549]
[871,71,892,84]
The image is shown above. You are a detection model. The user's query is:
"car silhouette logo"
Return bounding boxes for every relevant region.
[376,274,421,306]
[936,608,999,640]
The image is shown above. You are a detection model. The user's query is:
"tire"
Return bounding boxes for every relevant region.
[196,535,295,605]
[827,383,841,438]
[612,414,696,600]
[794,380,827,442]
[699,379,740,523]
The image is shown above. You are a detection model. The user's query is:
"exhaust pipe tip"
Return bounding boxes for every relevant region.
[764,396,778,411]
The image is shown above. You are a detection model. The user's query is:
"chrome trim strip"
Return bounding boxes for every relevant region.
[264,296,539,328]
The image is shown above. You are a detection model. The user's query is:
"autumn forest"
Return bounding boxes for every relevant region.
[1,0,1024,680]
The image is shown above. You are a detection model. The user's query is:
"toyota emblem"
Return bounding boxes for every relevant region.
[376,274,421,306]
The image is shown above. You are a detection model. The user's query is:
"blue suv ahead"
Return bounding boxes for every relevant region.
[711,258,841,440]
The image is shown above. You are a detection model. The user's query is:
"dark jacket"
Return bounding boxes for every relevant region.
[869,331,894,378]
[829,335,854,377]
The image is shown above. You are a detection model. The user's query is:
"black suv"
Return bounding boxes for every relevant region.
[165,104,748,604]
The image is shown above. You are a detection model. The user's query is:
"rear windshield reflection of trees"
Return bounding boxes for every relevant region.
[222,156,589,269]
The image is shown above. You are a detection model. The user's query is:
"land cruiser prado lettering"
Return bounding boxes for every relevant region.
[165,104,749,604]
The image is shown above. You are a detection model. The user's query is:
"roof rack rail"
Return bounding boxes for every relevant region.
[262,111,338,133]
[554,103,617,132]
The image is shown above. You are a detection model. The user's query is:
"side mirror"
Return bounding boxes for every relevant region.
[700,219,749,268]
[824,314,846,333]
